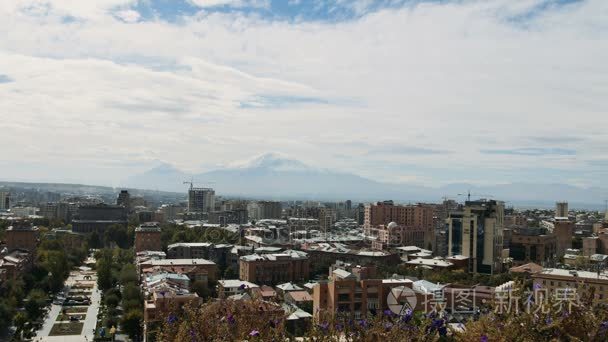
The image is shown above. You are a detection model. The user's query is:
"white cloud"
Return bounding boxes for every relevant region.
[114,9,140,23]
[0,0,607,187]
[187,0,270,9]
[0,0,136,19]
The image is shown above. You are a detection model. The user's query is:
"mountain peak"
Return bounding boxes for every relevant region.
[234,152,313,171]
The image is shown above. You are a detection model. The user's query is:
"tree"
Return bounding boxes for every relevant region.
[88,231,102,249]
[119,264,138,285]
[41,250,70,292]
[97,259,114,291]
[122,284,142,304]
[223,265,238,279]
[191,281,210,299]
[104,224,129,248]
[25,289,47,320]
[0,300,15,331]
[105,294,120,308]
[121,309,143,339]
[13,312,27,335]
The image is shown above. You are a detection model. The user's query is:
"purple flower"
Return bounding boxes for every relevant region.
[600,321,608,335]
[431,319,444,329]
[383,309,394,317]
[534,283,542,290]
[249,330,260,337]
[401,308,413,322]
[545,317,552,325]
[226,314,235,324]
[189,329,196,341]
[335,323,344,331]
[384,322,393,331]
[358,319,368,328]
[238,284,247,290]
[167,314,177,324]
[319,322,329,331]
[481,335,488,342]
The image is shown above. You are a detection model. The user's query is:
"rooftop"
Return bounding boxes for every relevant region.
[167,242,213,248]
[218,279,259,289]
[276,282,303,292]
[406,257,453,268]
[146,258,216,266]
[533,268,608,281]
[286,290,313,302]
[509,262,543,274]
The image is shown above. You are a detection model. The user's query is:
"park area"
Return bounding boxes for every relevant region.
[49,322,84,336]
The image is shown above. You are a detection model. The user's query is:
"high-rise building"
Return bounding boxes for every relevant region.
[0,191,11,210]
[364,202,434,250]
[556,202,568,218]
[117,190,131,212]
[446,200,505,274]
[188,188,215,213]
[553,218,574,258]
[318,208,336,235]
[247,201,282,220]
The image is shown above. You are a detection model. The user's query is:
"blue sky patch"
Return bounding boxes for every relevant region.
[480,147,576,156]
[240,95,329,108]
[0,74,13,83]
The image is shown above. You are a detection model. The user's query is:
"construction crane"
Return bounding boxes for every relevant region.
[457,190,493,202]
[183,179,194,190]
[183,179,215,191]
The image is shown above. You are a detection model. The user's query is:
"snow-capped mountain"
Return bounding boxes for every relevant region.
[123,153,608,206]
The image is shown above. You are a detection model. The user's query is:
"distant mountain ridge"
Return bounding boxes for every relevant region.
[123,153,608,208]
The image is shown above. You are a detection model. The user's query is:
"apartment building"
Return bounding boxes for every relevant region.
[313,263,417,320]
[239,250,309,285]
[134,222,162,253]
[364,202,434,249]
[531,268,608,305]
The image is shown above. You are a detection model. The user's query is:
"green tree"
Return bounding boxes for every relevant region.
[105,294,120,308]
[97,259,114,291]
[25,289,47,320]
[122,284,142,304]
[88,231,102,249]
[119,264,138,285]
[223,265,238,279]
[13,312,27,335]
[0,300,15,331]
[121,309,143,339]
[41,250,70,292]
[104,224,129,248]
[191,280,210,299]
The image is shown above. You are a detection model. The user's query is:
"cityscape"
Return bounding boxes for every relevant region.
[1,183,608,341]
[1,0,607,341]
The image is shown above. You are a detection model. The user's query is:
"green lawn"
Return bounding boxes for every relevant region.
[57,313,86,321]
[62,307,89,313]
[49,322,84,336]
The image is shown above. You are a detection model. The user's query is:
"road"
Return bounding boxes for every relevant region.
[35,263,101,342]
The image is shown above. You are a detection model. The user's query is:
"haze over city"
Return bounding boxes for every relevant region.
[2,2,608,341]
[1,0,607,191]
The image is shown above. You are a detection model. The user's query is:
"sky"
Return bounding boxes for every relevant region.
[0,0,607,188]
